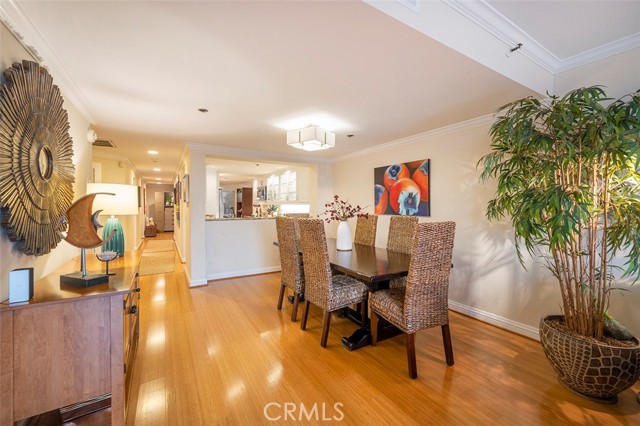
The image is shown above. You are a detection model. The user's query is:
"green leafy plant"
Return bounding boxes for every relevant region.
[479,86,640,340]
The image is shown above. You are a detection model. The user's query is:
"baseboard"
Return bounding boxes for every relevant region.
[206,266,281,281]
[448,300,540,341]
[182,268,207,287]
[174,239,186,263]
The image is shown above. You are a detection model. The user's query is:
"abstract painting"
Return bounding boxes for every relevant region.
[374,159,430,216]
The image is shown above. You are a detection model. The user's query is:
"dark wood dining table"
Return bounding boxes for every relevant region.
[276,238,412,350]
[323,238,411,350]
[325,238,411,289]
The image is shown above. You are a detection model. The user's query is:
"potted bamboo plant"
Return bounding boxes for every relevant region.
[479,86,640,403]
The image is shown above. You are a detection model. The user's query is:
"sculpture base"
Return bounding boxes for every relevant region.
[60,272,109,287]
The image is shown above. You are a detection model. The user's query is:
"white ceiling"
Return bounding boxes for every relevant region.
[2,1,638,183]
[488,0,640,59]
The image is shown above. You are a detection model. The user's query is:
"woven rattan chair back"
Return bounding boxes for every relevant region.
[354,215,378,246]
[297,219,333,308]
[285,213,310,238]
[387,216,419,254]
[275,217,304,294]
[403,221,456,332]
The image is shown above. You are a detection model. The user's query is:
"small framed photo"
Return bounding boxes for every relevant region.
[183,174,190,203]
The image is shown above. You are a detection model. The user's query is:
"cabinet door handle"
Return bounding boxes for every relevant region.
[129,305,137,315]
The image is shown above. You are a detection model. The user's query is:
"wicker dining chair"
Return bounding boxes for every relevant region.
[370,221,456,379]
[285,213,310,238]
[354,215,378,246]
[387,215,418,288]
[275,216,305,321]
[298,218,369,347]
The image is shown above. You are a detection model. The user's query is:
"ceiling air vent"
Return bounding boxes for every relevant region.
[93,139,116,148]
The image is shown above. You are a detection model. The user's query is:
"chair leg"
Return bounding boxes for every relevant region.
[441,324,455,366]
[406,333,417,379]
[320,310,331,348]
[301,301,311,330]
[277,284,286,310]
[370,310,378,346]
[291,292,300,322]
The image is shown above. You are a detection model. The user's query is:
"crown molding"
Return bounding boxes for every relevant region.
[335,114,495,162]
[444,0,560,73]
[445,0,640,75]
[187,143,333,165]
[555,32,640,73]
[0,0,98,123]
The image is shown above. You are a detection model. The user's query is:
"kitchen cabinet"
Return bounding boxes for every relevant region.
[236,187,253,217]
[164,207,174,231]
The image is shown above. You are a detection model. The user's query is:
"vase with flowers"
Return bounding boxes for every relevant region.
[320,195,368,251]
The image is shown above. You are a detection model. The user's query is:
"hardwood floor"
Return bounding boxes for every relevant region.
[119,233,640,425]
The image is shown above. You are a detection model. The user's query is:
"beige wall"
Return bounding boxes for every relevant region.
[0,23,93,301]
[332,116,640,338]
[555,47,640,99]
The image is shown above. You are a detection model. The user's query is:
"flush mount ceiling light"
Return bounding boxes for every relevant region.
[147,150,158,155]
[286,125,335,151]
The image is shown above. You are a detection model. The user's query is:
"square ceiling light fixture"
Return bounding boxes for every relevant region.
[286,125,335,151]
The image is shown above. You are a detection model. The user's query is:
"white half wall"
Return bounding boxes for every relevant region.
[205,219,280,280]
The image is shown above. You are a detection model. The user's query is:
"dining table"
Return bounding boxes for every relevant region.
[325,238,411,350]
[277,237,412,351]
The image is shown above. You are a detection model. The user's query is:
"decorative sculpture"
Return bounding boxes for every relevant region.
[0,60,75,256]
[59,193,117,287]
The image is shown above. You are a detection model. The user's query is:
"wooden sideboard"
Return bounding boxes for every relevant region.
[0,251,140,426]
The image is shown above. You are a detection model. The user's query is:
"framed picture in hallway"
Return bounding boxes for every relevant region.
[183,174,190,203]
[374,159,430,216]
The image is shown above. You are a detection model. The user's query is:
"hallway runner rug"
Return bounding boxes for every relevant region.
[139,251,176,276]
[143,240,175,253]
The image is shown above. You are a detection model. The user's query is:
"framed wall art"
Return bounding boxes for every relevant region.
[0,60,75,255]
[374,159,430,216]
[183,174,189,203]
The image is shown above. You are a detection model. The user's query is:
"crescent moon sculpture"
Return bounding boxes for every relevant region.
[59,192,117,287]
[62,193,116,249]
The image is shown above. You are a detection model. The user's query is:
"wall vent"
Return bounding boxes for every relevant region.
[92,139,116,148]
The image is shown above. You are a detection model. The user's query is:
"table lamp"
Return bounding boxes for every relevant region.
[86,183,139,256]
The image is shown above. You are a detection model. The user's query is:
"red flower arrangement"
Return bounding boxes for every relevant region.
[320,195,369,223]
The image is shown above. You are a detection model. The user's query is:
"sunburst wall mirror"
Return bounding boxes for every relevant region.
[0,60,75,256]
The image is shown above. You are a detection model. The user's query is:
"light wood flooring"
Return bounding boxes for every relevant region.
[99,233,640,425]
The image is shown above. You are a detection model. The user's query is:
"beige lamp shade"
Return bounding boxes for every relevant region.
[86,183,139,216]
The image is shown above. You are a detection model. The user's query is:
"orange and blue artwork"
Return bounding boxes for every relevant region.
[374,159,430,216]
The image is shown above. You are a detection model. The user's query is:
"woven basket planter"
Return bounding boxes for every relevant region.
[539,315,640,404]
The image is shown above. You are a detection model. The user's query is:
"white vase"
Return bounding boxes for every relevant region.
[336,220,352,251]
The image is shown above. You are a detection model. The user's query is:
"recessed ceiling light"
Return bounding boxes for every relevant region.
[153,168,161,172]
[198,108,209,113]
[147,150,159,155]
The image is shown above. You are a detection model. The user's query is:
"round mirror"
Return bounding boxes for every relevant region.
[37,146,53,180]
